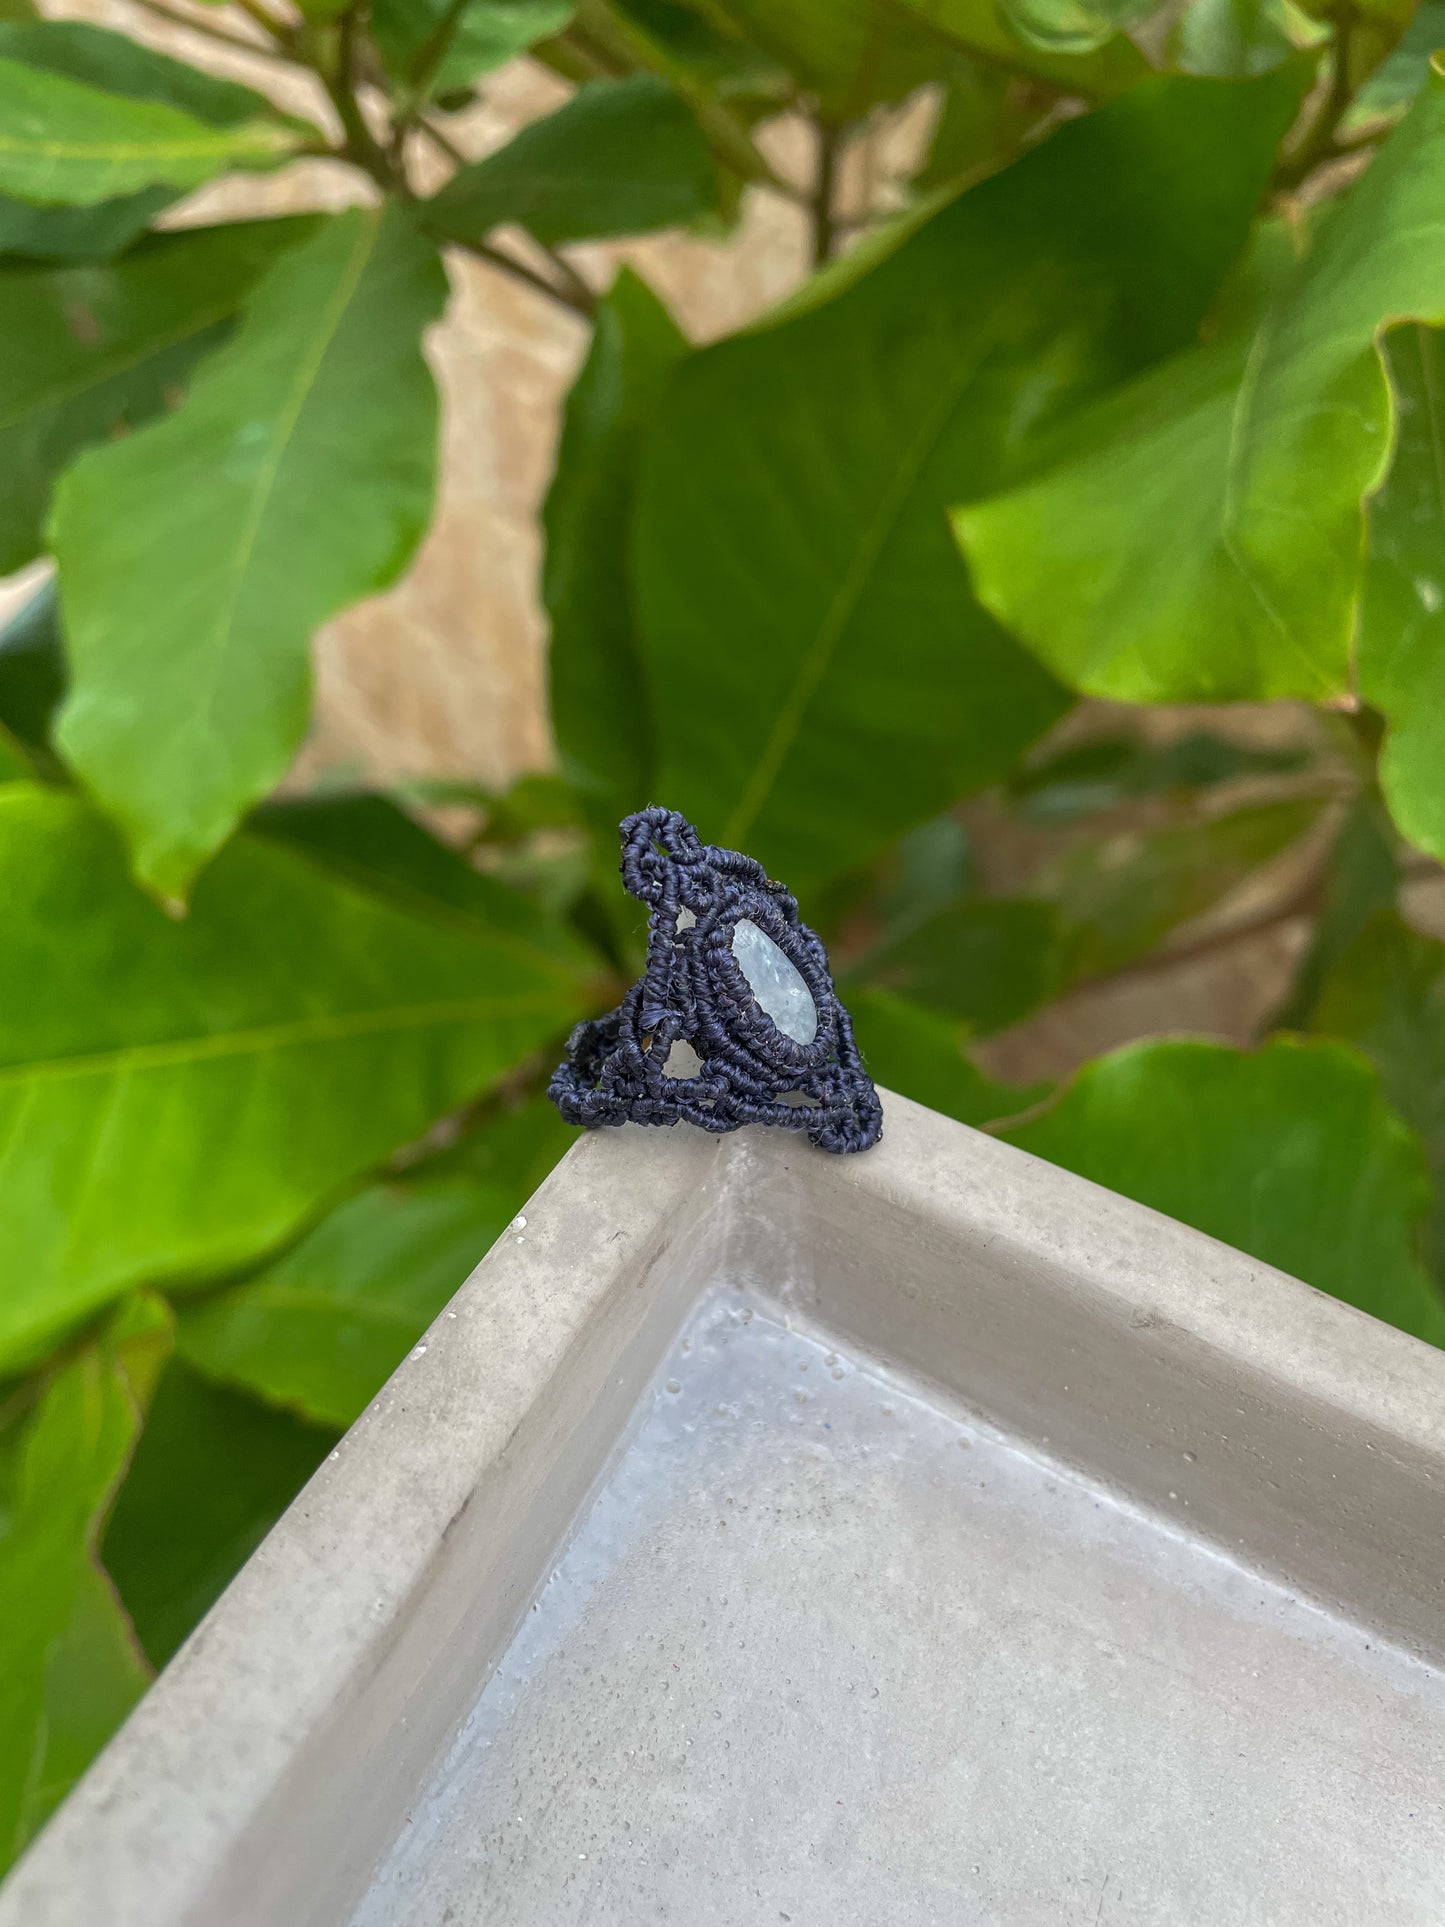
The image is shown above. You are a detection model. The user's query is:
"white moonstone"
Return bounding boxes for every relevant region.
[731,918,818,1045]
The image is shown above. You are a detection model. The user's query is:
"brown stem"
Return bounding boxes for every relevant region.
[811,119,843,269]
[449,233,596,318]
[1276,7,1358,190]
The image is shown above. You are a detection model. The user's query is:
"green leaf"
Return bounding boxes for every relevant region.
[853,897,1064,1033]
[0,1294,171,1871]
[1169,0,1318,77]
[1006,1035,1445,1344]
[1342,0,1445,131]
[426,75,716,247]
[0,214,318,575]
[0,784,594,1371]
[1035,797,1320,980]
[0,20,291,124]
[634,70,1306,888]
[0,60,299,206]
[249,790,598,964]
[847,986,1046,1126]
[371,0,575,94]
[1359,323,1445,863]
[1008,728,1308,823]
[52,206,447,901]
[1272,794,1397,1028]
[998,0,1152,57]
[896,0,1152,96]
[544,267,687,825]
[177,1100,573,1427]
[0,579,64,758]
[102,1360,336,1671]
[0,188,170,262]
[1311,910,1445,1284]
[954,66,1445,706]
[674,0,945,118]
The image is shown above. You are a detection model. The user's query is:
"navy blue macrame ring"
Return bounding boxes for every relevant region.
[549,807,881,1155]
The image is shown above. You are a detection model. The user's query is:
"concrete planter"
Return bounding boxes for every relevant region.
[5,1092,1444,1925]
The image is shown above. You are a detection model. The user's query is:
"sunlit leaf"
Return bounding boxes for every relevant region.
[1006,1036,1445,1344]
[52,206,446,900]
[0,784,594,1370]
[0,215,317,574]
[0,60,299,206]
[955,66,1445,706]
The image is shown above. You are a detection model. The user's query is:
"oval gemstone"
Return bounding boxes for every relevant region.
[730,918,817,1045]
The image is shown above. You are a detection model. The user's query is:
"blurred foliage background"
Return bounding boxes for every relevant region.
[4,0,1445,1874]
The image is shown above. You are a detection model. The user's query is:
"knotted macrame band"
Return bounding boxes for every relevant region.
[549,807,882,1154]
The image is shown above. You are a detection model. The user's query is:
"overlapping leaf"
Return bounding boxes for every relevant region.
[53,206,447,901]
[0,784,594,1370]
[427,75,715,247]
[0,61,298,206]
[0,1295,170,1871]
[634,70,1305,888]
[544,267,687,825]
[1007,1035,1445,1343]
[371,0,574,95]
[955,66,1445,705]
[177,1100,574,1427]
[1359,324,1445,864]
[0,215,316,574]
[847,987,1046,1126]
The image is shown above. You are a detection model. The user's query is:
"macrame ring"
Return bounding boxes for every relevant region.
[549,806,882,1155]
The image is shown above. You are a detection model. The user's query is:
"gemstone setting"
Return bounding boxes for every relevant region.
[731,918,818,1045]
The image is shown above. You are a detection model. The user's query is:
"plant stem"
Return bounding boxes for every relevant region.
[326,7,401,192]
[450,233,596,317]
[1276,6,1358,189]
[811,119,843,269]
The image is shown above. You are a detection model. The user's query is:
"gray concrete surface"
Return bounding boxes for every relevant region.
[3,1092,1443,1925]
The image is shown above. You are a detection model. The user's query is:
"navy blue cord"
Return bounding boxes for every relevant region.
[549,807,882,1154]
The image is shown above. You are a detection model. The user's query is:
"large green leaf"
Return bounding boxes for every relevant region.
[177,1100,574,1427]
[1359,324,1445,864]
[0,59,299,206]
[0,20,297,257]
[847,986,1046,1125]
[955,67,1445,705]
[0,1295,170,1872]
[544,267,687,825]
[1006,1035,1445,1345]
[103,1360,335,1671]
[675,0,945,117]
[0,784,594,1370]
[633,70,1306,887]
[1311,910,1445,1283]
[52,206,447,902]
[372,0,575,94]
[0,215,316,575]
[426,75,716,247]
